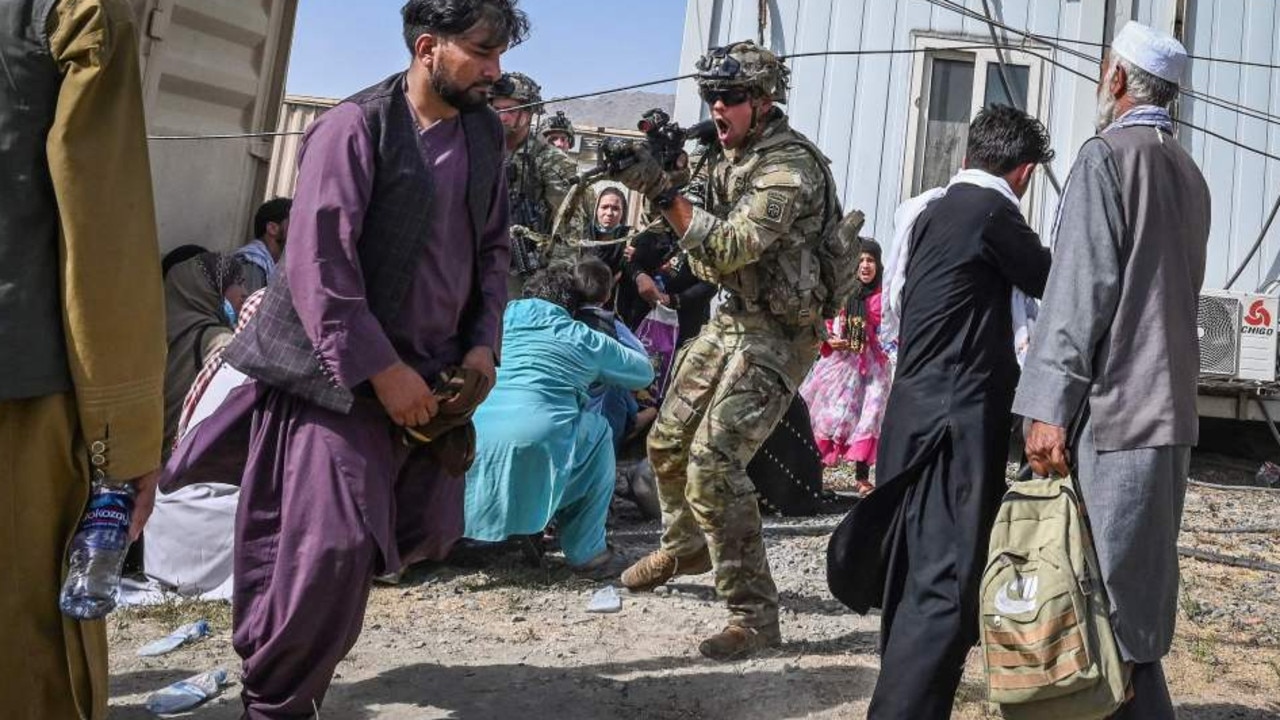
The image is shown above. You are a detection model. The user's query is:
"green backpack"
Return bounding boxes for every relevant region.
[979,475,1131,719]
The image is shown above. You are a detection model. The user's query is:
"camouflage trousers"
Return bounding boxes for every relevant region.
[647,312,819,629]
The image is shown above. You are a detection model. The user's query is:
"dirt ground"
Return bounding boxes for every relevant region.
[107,459,1280,719]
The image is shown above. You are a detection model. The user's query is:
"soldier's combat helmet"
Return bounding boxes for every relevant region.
[695,40,790,103]
[490,71,542,107]
[540,111,575,145]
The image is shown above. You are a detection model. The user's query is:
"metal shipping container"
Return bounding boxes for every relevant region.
[1183,0,1280,290]
[129,0,299,253]
[264,95,337,200]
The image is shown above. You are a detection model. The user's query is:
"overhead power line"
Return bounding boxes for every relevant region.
[967,24,1280,71]
[149,130,305,140]
[922,0,1280,162]
[925,0,1280,125]
[929,0,1280,289]
[496,73,700,114]
[150,34,1280,147]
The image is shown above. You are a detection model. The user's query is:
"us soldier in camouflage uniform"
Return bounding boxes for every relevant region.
[489,72,591,298]
[540,110,575,152]
[608,40,857,660]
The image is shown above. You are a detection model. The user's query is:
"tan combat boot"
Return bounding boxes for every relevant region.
[698,624,782,661]
[619,546,713,591]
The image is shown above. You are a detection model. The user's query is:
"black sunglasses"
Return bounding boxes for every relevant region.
[700,88,750,106]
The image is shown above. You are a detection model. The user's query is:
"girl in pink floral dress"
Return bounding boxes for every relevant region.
[800,239,890,495]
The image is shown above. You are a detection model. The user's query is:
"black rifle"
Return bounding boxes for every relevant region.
[571,108,717,186]
[508,152,549,276]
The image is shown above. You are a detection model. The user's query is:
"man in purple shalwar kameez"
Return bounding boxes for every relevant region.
[162,2,530,717]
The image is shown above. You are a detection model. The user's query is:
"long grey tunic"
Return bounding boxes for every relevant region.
[1013,124,1211,663]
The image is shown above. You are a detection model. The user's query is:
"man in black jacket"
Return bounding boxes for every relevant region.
[831,105,1053,719]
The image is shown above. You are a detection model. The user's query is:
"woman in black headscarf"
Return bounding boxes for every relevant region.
[162,252,246,451]
[799,238,892,496]
[587,186,631,279]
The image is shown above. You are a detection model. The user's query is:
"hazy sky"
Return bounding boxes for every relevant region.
[286,0,689,101]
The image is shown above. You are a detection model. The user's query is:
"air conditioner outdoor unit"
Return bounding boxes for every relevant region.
[1197,290,1278,382]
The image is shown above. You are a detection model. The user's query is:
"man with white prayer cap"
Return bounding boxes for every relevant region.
[1013,20,1210,718]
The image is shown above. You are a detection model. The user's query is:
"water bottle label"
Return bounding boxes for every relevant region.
[77,489,132,549]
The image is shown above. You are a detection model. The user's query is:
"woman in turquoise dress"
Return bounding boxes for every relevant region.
[464,265,654,572]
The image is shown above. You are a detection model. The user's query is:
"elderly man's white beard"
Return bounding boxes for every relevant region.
[1095,82,1119,133]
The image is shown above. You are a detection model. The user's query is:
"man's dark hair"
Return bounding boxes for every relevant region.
[965,104,1055,176]
[523,264,584,313]
[574,258,614,305]
[253,197,292,239]
[401,0,530,54]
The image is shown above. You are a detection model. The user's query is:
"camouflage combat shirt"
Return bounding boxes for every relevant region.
[681,110,835,328]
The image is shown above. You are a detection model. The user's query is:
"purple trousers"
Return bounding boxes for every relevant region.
[230,389,463,719]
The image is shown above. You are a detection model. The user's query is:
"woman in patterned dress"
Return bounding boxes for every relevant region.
[800,239,891,495]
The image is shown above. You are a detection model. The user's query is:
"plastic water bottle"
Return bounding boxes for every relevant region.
[59,481,135,620]
[145,668,228,715]
[137,619,211,657]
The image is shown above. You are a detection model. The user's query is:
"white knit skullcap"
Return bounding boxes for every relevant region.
[1111,21,1188,84]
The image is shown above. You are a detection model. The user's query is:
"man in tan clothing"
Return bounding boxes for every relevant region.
[0,1,166,717]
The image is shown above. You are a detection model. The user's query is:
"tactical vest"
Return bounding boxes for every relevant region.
[0,0,74,401]
[698,126,841,330]
[223,73,503,413]
[507,134,554,233]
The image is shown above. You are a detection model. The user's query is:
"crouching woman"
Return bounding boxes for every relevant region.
[463,265,654,574]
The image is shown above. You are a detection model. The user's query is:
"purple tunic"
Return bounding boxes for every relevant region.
[290,102,509,387]
[163,98,510,719]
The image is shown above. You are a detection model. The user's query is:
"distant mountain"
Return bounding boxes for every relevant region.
[545,91,675,132]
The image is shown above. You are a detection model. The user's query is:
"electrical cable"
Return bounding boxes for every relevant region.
[784,45,1008,59]
[979,0,1062,194]
[947,0,1280,287]
[946,18,1280,71]
[147,33,1280,144]
[495,73,700,114]
[149,130,305,140]
[922,0,1280,163]
[924,0,1280,129]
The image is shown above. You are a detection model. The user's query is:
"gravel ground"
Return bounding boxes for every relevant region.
[107,457,1280,719]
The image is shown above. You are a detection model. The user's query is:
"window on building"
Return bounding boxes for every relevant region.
[904,38,1047,203]
[920,58,975,192]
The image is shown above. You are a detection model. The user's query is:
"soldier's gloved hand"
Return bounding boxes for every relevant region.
[610,143,673,200]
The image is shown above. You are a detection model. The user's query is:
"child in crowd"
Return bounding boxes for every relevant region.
[799,239,891,496]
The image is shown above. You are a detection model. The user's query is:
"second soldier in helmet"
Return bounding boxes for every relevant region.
[489,71,593,298]
[540,110,575,151]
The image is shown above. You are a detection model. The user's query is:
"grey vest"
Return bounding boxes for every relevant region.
[223,73,503,413]
[0,0,73,401]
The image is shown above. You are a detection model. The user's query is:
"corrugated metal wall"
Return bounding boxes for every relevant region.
[676,0,1108,246]
[264,96,336,200]
[135,0,298,252]
[1183,0,1280,291]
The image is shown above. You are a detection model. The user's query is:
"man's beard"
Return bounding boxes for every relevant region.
[1094,81,1118,134]
[431,64,489,111]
